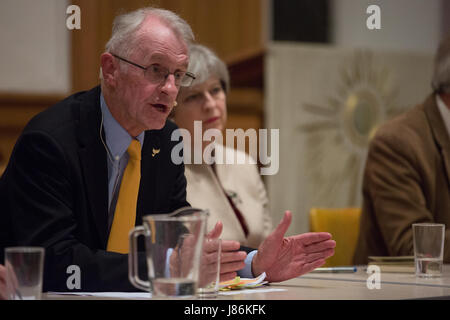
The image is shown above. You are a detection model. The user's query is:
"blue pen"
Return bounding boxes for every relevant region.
[310,266,357,273]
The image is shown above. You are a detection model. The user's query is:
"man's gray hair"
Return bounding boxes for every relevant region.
[100,7,194,80]
[432,35,450,94]
[105,7,194,57]
[179,43,230,95]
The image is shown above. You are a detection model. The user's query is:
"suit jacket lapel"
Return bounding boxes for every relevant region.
[137,130,160,221]
[425,94,450,188]
[76,87,109,247]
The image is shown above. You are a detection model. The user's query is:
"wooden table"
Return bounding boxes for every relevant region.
[43,265,450,300]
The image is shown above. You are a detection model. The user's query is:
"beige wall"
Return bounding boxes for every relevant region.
[0,0,71,94]
[265,43,434,235]
[331,0,443,54]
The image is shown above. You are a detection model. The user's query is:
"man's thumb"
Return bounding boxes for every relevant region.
[207,221,223,239]
[273,210,292,238]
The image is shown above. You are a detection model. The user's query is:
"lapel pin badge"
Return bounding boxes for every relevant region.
[152,148,160,157]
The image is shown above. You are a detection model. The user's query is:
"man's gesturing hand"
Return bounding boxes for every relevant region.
[205,222,247,282]
[0,264,7,300]
[251,210,336,282]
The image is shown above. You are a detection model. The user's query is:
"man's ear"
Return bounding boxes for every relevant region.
[100,53,118,87]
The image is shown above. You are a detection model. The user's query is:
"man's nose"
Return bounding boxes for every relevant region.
[160,74,178,96]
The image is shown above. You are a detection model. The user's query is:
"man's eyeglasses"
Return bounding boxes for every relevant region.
[111,53,196,87]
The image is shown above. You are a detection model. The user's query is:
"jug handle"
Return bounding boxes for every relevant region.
[128,226,150,292]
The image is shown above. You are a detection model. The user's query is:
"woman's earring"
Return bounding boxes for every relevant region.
[173,101,178,107]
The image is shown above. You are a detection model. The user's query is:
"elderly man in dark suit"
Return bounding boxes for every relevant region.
[354,35,450,264]
[0,7,335,294]
[0,8,199,292]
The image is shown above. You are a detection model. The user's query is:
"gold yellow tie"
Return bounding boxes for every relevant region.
[107,139,141,253]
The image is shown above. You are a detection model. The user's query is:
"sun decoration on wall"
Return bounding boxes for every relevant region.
[297,50,403,205]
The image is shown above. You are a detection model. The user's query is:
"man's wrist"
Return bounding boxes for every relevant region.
[237,250,258,278]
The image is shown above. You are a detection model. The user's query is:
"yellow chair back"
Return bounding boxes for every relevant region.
[309,208,361,267]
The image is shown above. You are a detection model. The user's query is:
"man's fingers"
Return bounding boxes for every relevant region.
[220,261,246,274]
[221,240,241,252]
[202,251,221,265]
[297,248,335,264]
[219,272,237,282]
[272,210,292,239]
[303,259,326,272]
[303,240,336,253]
[324,248,335,259]
[295,258,327,275]
[221,250,247,263]
[295,232,333,246]
[219,246,247,275]
[203,238,221,253]
[206,221,223,239]
[0,265,6,300]
[5,263,18,290]
[0,265,6,282]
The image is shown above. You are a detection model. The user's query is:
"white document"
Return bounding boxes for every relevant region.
[219,288,287,296]
[48,292,151,299]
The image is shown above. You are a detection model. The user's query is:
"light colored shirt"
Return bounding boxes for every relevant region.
[436,94,450,138]
[100,94,144,232]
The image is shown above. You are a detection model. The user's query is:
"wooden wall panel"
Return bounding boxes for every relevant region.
[71,0,103,93]
[71,0,264,92]
[0,95,63,174]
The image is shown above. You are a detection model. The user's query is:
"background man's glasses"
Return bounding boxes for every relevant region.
[111,53,196,87]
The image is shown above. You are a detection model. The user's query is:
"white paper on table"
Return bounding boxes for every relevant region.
[248,272,267,285]
[219,288,287,295]
[219,272,267,289]
[48,287,287,298]
[48,292,152,299]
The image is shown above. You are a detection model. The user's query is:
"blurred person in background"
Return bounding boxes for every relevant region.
[0,264,6,300]
[354,35,450,264]
[172,43,272,248]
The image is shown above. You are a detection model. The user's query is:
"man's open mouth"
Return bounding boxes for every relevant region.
[152,104,168,113]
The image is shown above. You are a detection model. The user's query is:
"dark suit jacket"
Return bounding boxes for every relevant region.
[354,95,450,264]
[0,86,190,291]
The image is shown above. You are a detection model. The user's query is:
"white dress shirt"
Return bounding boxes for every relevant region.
[436,94,450,138]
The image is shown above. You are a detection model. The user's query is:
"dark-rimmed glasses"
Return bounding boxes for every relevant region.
[111,53,196,87]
